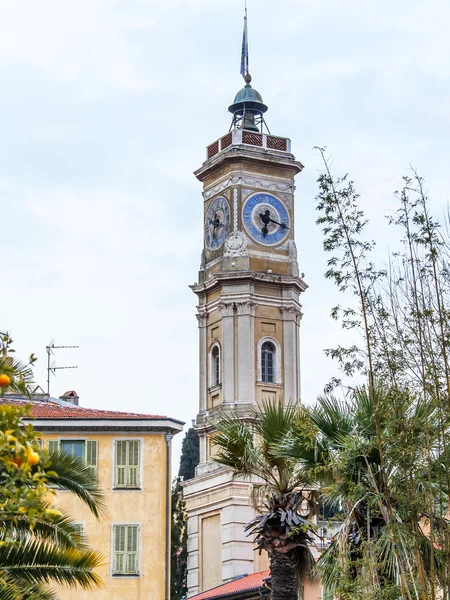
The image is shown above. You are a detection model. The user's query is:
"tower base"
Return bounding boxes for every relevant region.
[182,464,269,597]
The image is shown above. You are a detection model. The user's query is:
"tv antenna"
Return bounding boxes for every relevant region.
[46,340,79,396]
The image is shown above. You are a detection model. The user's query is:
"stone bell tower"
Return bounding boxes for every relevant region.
[182,71,306,596]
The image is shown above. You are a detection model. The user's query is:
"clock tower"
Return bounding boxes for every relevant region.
[183,71,306,596]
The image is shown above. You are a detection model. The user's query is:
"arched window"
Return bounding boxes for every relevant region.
[211,345,220,387]
[261,342,275,383]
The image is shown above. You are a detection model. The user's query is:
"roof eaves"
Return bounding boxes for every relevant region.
[26,416,184,434]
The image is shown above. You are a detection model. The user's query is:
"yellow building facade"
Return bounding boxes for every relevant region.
[4,394,183,600]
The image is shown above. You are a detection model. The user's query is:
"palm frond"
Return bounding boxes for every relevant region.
[314,538,341,591]
[0,509,86,549]
[42,450,106,518]
[0,538,104,589]
[0,356,34,398]
[213,411,277,484]
[0,576,57,600]
[310,394,354,445]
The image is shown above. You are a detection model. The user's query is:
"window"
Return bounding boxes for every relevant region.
[73,523,85,543]
[211,345,220,387]
[60,440,85,460]
[261,342,275,383]
[49,439,98,483]
[114,440,141,489]
[112,525,139,576]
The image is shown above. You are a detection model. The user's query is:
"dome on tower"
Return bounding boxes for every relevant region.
[228,74,268,132]
[232,84,264,104]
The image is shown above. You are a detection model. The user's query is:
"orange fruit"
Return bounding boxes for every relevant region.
[0,374,11,387]
[27,451,40,466]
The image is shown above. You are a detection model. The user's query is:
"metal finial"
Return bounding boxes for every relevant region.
[244,72,252,84]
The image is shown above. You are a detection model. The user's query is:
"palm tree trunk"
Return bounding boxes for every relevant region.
[270,552,299,600]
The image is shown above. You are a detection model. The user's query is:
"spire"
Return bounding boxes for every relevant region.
[229,2,269,133]
[240,2,249,79]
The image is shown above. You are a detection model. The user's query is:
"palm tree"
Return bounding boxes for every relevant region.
[213,400,318,600]
[281,386,450,600]
[0,447,106,600]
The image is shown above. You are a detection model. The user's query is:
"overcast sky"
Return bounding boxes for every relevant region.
[2,0,450,467]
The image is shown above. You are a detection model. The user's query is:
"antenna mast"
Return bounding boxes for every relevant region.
[46,341,79,396]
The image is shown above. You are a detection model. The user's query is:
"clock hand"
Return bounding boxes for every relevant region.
[209,214,224,238]
[210,217,222,228]
[259,210,289,235]
[268,217,289,230]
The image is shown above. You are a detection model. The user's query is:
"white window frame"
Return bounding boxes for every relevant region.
[257,336,282,384]
[110,523,142,578]
[112,438,144,492]
[209,342,221,388]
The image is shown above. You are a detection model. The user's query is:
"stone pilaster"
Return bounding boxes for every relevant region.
[219,302,235,403]
[280,306,302,403]
[196,309,208,413]
[236,301,256,404]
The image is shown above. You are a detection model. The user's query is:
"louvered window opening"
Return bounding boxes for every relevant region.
[115,440,141,489]
[73,523,85,543]
[113,525,139,576]
[261,342,275,383]
[49,439,98,486]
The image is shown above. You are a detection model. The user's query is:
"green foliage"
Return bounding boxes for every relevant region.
[178,428,199,482]
[311,151,450,599]
[0,334,36,398]
[170,480,187,600]
[213,400,318,598]
[0,405,53,525]
[0,403,105,600]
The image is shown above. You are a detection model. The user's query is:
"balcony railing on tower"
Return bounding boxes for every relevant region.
[207,130,291,160]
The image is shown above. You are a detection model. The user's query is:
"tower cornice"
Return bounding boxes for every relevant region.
[190,269,308,296]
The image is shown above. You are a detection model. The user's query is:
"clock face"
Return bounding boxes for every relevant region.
[205,196,230,250]
[242,193,290,246]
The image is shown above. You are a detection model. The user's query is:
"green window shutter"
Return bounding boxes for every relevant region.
[86,440,98,485]
[126,525,139,574]
[48,440,59,453]
[115,441,127,488]
[73,523,85,543]
[113,525,126,575]
[127,441,140,488]
[115,440,141,488]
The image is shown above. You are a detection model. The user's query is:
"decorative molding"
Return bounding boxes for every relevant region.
[196,309,208,328]
[277,240,298,264]
[287,240,298,269]
[235,301,257,316]
[235,175,295,194]
[218,303,234,317]
[279,306,303,323]
[202,175,295,201]
[233,188,238,232]
[199,249,206,270]
[223,231,248,257]
[203,178,233,201]
[241,188,253,201]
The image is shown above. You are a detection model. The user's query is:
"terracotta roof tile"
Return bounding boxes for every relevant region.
[0,398,166,420]
[190,571,270,600]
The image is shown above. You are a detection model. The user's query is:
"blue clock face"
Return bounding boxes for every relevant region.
[205,196,231,250]
[242,193,290,246]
